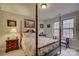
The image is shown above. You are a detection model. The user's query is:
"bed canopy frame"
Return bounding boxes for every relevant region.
[36,3,38,56]
[19,3,62,56]
[35,3,62,56]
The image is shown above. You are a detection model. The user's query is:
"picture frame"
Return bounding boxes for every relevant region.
[40,24,44,28]
[7,20,16,27]
[24,19,35,28]
[47,24,50,28]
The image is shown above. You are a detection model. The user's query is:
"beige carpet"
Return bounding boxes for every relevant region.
[3,49,26,56]
[59,47,79,56]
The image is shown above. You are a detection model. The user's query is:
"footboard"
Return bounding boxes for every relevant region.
[38,41,60,56]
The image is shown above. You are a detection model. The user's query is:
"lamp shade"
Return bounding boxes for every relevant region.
[41,3,47,9]
[10,28,17,33]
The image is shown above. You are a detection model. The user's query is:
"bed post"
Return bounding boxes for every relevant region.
[59,15,62,54]
[36,3,38,56]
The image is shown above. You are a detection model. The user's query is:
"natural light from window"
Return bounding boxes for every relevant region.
[53,18,74,40]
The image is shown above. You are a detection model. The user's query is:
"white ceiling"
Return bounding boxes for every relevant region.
[38,3,79,20]
[0,3,79,20]
[0,3,36,19]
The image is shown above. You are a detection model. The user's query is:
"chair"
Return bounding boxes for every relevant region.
[61,38,69,48]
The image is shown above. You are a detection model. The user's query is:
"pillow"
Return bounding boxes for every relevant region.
[23,33,30,38]
[39,32,46,37]
[23,33,35,38]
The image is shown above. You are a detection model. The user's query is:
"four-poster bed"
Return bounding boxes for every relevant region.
[35,3,61,56]
[21,35,60,56]
[1,3,61,56]
[21,3,61,56]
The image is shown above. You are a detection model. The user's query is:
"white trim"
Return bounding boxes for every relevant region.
[62,16,76,40]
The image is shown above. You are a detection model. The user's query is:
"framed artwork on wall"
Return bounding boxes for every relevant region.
[40,24,44,28]
[47,24,50,28]
[24,19,35,28]
[7,20,16,27]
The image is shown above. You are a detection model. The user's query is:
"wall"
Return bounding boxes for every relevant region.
[43,10,79,50]
[44,17,59,38]
[38,20,45,35]
[0,10,35,55]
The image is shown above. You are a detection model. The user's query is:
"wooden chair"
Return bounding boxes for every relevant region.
[61,38,69,48]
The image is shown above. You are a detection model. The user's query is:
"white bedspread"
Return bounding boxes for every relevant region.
[22,36,59,55]
[38,37,58,48]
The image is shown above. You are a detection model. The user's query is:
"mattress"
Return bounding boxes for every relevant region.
[1,37,59,56]
[38,37,58,48]
[0,35,59,56]
[21,36,59,55]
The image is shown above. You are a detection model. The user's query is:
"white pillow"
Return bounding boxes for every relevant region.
[23,33,35,38]
[23,33,30,38]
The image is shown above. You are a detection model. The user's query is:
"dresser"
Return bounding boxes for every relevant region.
[6,37,19,52]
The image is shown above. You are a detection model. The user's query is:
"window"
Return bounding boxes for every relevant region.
[53,22,59,38]
[63,18,74,39]
[53,18,74,39]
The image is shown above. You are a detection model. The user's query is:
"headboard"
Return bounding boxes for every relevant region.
[6,37,19,52]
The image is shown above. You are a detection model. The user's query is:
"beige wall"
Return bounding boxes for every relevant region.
[0,10,35,37]
[38,20,45,34]
[43,10,79,50]
[0,10,34,37]
[0,10,35,55]
[44,17,59,38]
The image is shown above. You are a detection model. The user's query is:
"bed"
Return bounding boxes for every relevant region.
[0,33,60,56]
[21,33,61,56]
[38,37,60,56]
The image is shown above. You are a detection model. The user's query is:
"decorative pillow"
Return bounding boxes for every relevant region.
[39,32,46,37]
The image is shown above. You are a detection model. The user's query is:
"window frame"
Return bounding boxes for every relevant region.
[62,16,76,40]
[53,22,59,38]
[52,16,76,40]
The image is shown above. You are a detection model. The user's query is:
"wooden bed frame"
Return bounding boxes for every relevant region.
[35,4,61,56]
[38,41,60,56]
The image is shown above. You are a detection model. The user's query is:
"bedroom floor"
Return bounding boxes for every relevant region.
[58,47,79,56]
[1,49,26,56]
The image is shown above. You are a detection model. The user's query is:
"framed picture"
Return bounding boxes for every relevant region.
[40,24,44,28]
[24,19,35,28]
[7,20,16,27]
[47,24,50,28]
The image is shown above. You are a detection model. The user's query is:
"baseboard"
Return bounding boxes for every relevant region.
[69,45,79,50]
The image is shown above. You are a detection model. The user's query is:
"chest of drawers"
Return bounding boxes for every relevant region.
[6,39,19,52]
